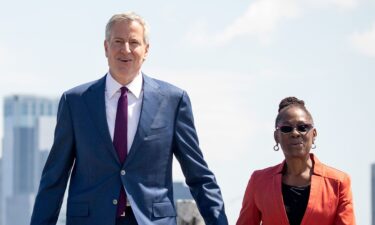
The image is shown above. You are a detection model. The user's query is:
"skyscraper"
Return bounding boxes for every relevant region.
[173,182,204,225]
[0,157,2,225]
[0,95,58,225]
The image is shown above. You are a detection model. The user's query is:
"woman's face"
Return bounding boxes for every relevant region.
[274,106,317,159]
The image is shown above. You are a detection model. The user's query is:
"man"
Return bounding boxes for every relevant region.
[30,12,228,225]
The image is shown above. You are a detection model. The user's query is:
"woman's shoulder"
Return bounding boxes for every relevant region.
[313,155,351,183]
[251,162,283,179]
[318,163,351,182]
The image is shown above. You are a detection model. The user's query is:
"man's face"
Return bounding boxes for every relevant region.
[104,20,149,84]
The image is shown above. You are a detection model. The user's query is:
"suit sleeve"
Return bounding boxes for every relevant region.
[173,91,228,225]
[30,94,76,225]
[334,174,356,225]
[236,172,261,225]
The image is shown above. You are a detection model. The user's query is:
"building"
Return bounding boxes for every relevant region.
[0,95,58,225]
[173,182,204,225]
[372,163,375,225]
[0,157,2,225]
[173,182,193,201]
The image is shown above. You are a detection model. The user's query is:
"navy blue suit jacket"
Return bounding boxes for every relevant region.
[30,74,228,225]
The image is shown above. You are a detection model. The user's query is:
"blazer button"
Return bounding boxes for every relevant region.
[121,170,126,176]
[113,199,118,205]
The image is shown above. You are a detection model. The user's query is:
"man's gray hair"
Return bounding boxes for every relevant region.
[105,12,149,45]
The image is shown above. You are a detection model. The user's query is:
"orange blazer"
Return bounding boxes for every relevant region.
[236,154,356,225]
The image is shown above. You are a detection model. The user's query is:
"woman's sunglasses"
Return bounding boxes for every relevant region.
[276,124,313,134]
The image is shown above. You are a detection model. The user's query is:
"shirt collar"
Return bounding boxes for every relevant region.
[106,71,143,99]
[274,153,324,176]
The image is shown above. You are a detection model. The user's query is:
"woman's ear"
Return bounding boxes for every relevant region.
[274,130,279,144]
[313,128,317,141]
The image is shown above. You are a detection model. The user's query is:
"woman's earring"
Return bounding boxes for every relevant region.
[273,143,280,151]
[312,143,316,149]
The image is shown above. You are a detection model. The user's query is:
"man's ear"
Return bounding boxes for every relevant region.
[144,44,149,61]
[104,40,109,58]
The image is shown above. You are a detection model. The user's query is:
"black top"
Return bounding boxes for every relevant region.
[282,183,311,225]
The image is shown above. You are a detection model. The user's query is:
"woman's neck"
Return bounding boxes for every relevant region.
[282,156,313,187]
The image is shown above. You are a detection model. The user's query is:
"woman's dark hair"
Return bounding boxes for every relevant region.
[275,97,313,127]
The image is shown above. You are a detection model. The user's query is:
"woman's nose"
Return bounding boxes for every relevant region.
[290,128,301,137]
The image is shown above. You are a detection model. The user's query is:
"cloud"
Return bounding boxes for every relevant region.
[0,44,8,69]
[150,68,261,155]
[217,0,301,45]
[186,0,301,46]
[304,0,359,10]
[185,0,361,47]
[149,68,274,182]
[332,0,358,8]
[349,22,375,57]
[0,48,4,62]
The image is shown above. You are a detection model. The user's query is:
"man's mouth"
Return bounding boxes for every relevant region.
[118,58,132,62]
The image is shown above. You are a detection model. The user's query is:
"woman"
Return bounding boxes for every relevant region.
[236,97,356,225]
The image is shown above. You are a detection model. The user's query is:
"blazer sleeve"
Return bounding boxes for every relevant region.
[30,94,76,225]
[334,174,356,225]
[236,172,261,225]
[173,91,228,225]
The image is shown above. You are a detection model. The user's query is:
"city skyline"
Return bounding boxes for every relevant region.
[0,95,58,225]
[1,0,375,224]
[372,164,375,225]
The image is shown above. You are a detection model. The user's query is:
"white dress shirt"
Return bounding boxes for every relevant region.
[105,72,143,153]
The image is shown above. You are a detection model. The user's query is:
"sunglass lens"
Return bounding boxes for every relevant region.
[280,126,293,133]
[297,124,311,132]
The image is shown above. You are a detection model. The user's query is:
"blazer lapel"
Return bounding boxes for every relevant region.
[125,74,163,164]
[273,169,290,225]
[301,154,324,225]
[83,75,120,164]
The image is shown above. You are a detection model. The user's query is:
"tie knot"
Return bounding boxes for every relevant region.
[120,87,128,96]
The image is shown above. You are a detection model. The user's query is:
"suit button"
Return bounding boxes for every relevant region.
[121,170,126,176]
[113,199,118,205]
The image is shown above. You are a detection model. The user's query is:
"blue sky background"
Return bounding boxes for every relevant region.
[1,0,374,224]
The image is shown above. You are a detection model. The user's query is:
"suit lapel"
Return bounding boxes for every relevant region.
[125,74,163,164]
[301,155,324,225]
[300,174,322,224]
[273,173,290,225]
[83,75,120,164]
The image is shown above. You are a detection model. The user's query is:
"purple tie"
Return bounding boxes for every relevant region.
[113,87,128,217]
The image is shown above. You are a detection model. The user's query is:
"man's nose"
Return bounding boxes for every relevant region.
[121,42,131,53]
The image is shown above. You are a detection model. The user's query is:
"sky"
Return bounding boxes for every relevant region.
[1,0,375,224]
